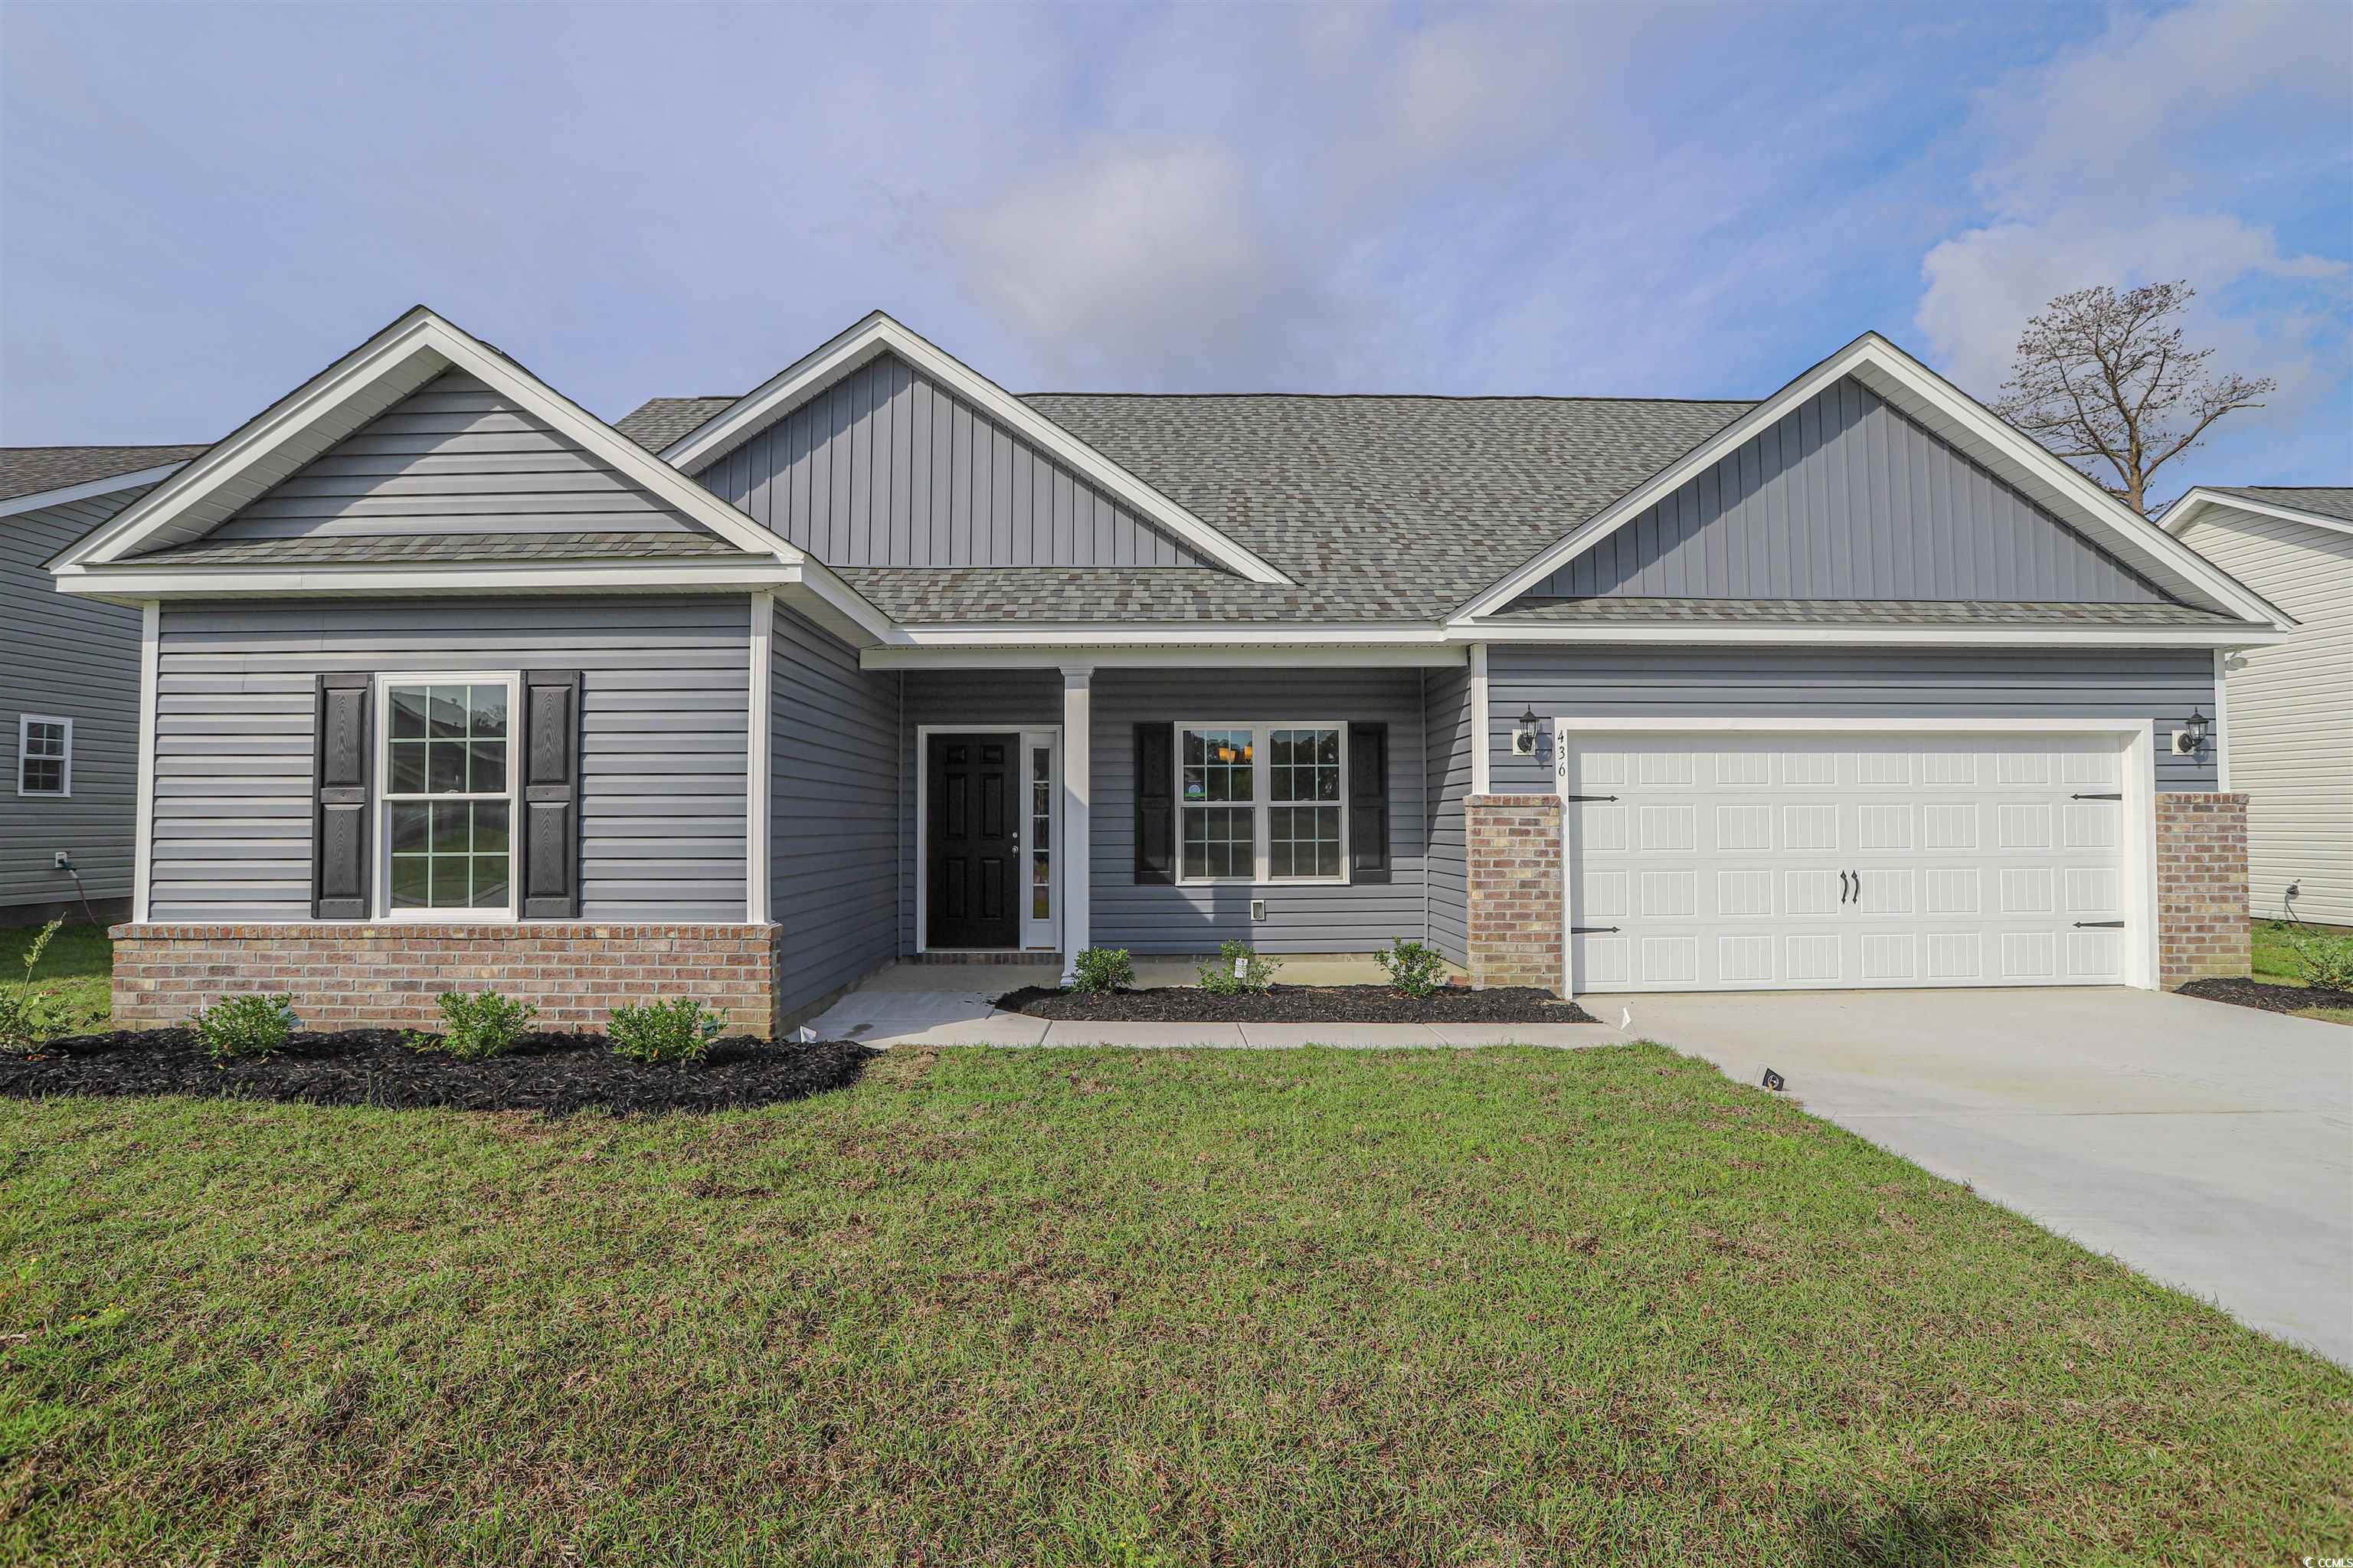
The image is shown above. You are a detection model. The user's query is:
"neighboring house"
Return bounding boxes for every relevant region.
[2163,486,2352,928]
[47,307,2290,1033]
[2,446,207,924]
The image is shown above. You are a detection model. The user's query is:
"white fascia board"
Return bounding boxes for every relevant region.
[657,312,1294,587]
[879,620,1446,648]
[1453,332,2292,630]
[862,641,1467,670]
[6,462,188,522]
[1445,617,2292,649]
[60,306,814,571]
[55,560,807,598]
[2162,488,2353,541]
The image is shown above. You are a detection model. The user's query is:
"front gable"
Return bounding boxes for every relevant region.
[1518,374,2166,604]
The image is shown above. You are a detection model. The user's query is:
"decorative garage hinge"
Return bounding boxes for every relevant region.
[2070,792,2122,800]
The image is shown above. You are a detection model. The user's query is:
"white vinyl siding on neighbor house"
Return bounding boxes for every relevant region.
[2178,507,2353,925]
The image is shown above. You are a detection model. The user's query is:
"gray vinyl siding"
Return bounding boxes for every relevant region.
[1,487,153,911]
[201,371,712,542]
[1523,375,2166,604]
[699,352,1206,567]
[897,669,1428,955]
[1422,664,1472,966]
[770,600,899,1016]
[149,596,750,921]
[1485,646,2220,794]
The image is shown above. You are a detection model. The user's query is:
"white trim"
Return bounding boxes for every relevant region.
[1173,721,1351,887]
[1457,332,2292,630]
[1061,669,1091,981]
[1445,619,2290,649]
[1019,728,1062,953]
[371,670,522,923]
[862,640,1465,668]
[659,312,1292,587]
[912,724,1049,954]
[746,591,774,924]
[134,604,159,921]
[2211,647,2231,794]
[1547,715,2162,994]
[5,462,188,521]
[1469,644,1491,795]
[15,713,72,797]
[2163,487,2353,541]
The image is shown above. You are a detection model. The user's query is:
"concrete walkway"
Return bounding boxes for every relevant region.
[1620,987,2353,1367]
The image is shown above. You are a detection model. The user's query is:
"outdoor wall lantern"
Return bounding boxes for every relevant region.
[2172,705,2210,756]
[1512,705,1542,756]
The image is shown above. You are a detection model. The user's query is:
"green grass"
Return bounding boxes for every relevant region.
[0,919,113,1034]
[4,1047,2345,1566]
[2253,920,2353,1025]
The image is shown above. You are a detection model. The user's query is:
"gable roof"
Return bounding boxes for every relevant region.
[2163,485,2353,540]
[648,312,1294,585]
[1455,332,2291,630]
[0,445,208,513]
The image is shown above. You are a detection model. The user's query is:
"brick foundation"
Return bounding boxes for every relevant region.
[2155,794,2250,990]
[1465,794,1564,993]
[110,923,784,1037]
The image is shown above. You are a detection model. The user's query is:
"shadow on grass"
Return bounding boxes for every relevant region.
[1800,1497,1994,1568]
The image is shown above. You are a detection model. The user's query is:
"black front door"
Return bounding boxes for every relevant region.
[928,733,1019,948]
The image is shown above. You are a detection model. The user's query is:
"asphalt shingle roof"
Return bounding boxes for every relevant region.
[613,397,737,453]
[0,444,209,504]
[2207,486,2353,525]
[139,531,754,566]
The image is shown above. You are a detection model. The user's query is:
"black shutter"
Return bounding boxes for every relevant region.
[1348,722,1389,883]
[520,669,581,918]
[312,673,371,920]
[1134,722,1175,885]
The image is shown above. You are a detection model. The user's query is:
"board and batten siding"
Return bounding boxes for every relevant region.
[149,597,751,922]
[1523,375,2166,604]
[1486,647,2221,794]
[699,351,1206,568]
[2178,506,2353,924]
[770,600,900,1016]
[1422,664,1473,966]
[2,486,156,913]
[198,370,713,543]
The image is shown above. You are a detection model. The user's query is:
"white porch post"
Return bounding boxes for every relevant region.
[1060,666,1092,983]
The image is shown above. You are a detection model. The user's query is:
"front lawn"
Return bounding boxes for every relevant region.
[0,919,113,1033]
[2253,919,2353,1025]
[5,1046,2345,1565]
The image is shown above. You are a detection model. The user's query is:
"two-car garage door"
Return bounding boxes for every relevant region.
[1562,731,2133,993]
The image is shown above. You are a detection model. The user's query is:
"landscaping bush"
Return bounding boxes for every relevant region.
[1199,940,1278,996]
[410,989,538,1061]
[0,920,72,1056]
[607,998,724,1066]
[1069,948,1134,996]
[190,994,299,1064]
[2280,924,2353,991]
[1375,937,1447,999]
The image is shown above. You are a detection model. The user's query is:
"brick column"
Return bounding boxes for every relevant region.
[2155,793,2249,989]
[1465,793,1563,993]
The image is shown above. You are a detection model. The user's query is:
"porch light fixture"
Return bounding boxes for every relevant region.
[2173,705,2209,756]
[1512,705,1541,756]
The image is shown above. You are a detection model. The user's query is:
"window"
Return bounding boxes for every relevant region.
[1178,723,1347,884]
[380,678,515,916]
[16,715,70,797]
[1029,743,1053,921]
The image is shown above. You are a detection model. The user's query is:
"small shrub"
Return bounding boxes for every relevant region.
[1375,937,1447,999]
[191,994,299,1063]
[607,997,723,1066]
[1199,940,1279,997]
[409,989,538,1061]
[1069,948,1135,996]
[0,919,72,1056]
[2281,925,2353,991]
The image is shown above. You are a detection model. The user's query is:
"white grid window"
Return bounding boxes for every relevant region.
[1177,723,1347,885]
[16,715,70,797]
[381,680,515,915]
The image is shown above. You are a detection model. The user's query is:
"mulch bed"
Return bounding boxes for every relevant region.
[2178,976,2353,1016]
[996,984,1598,1024]
[0,1029,876,1116]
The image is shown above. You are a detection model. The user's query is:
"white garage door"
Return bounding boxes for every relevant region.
[1562,732,2131,993]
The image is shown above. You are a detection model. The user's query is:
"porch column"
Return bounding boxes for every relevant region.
[1060,666,1092,984]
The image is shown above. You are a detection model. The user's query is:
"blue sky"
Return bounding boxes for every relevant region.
[2,0,2346,501]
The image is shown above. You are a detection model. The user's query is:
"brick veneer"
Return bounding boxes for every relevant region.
[1465,794,1564,993]
[110,923,784,1036]
[2155,793,2250,989]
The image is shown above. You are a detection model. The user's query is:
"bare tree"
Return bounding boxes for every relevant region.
[1991,281,2274,516]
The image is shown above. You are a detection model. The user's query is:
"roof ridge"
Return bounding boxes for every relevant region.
[1019,391,1761,406]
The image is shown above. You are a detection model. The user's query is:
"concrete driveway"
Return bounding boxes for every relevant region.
[1620,987,2353,1366]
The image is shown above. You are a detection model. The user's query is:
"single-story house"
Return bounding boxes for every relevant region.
[3,446,206,925]
[2162,486,2351,927]
[47,307,2289,1033]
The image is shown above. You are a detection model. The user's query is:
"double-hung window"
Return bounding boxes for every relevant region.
[1177,723,1346,885]
[379,676,516,917]
[15,715,70,797]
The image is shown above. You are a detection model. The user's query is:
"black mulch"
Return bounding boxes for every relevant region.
[2178,977,2353,1016]
[996,984,1598,1024]
[0,1029,877,1116]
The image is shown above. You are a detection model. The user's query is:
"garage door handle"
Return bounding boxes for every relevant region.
[1562,794,1619,802]
[2073,920,2126,928]
[1840,870,1853,905]
[1569,925,1621,935]
[2070,792,2122,800]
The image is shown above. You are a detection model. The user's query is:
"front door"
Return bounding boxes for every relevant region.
[928,732,1020,948]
